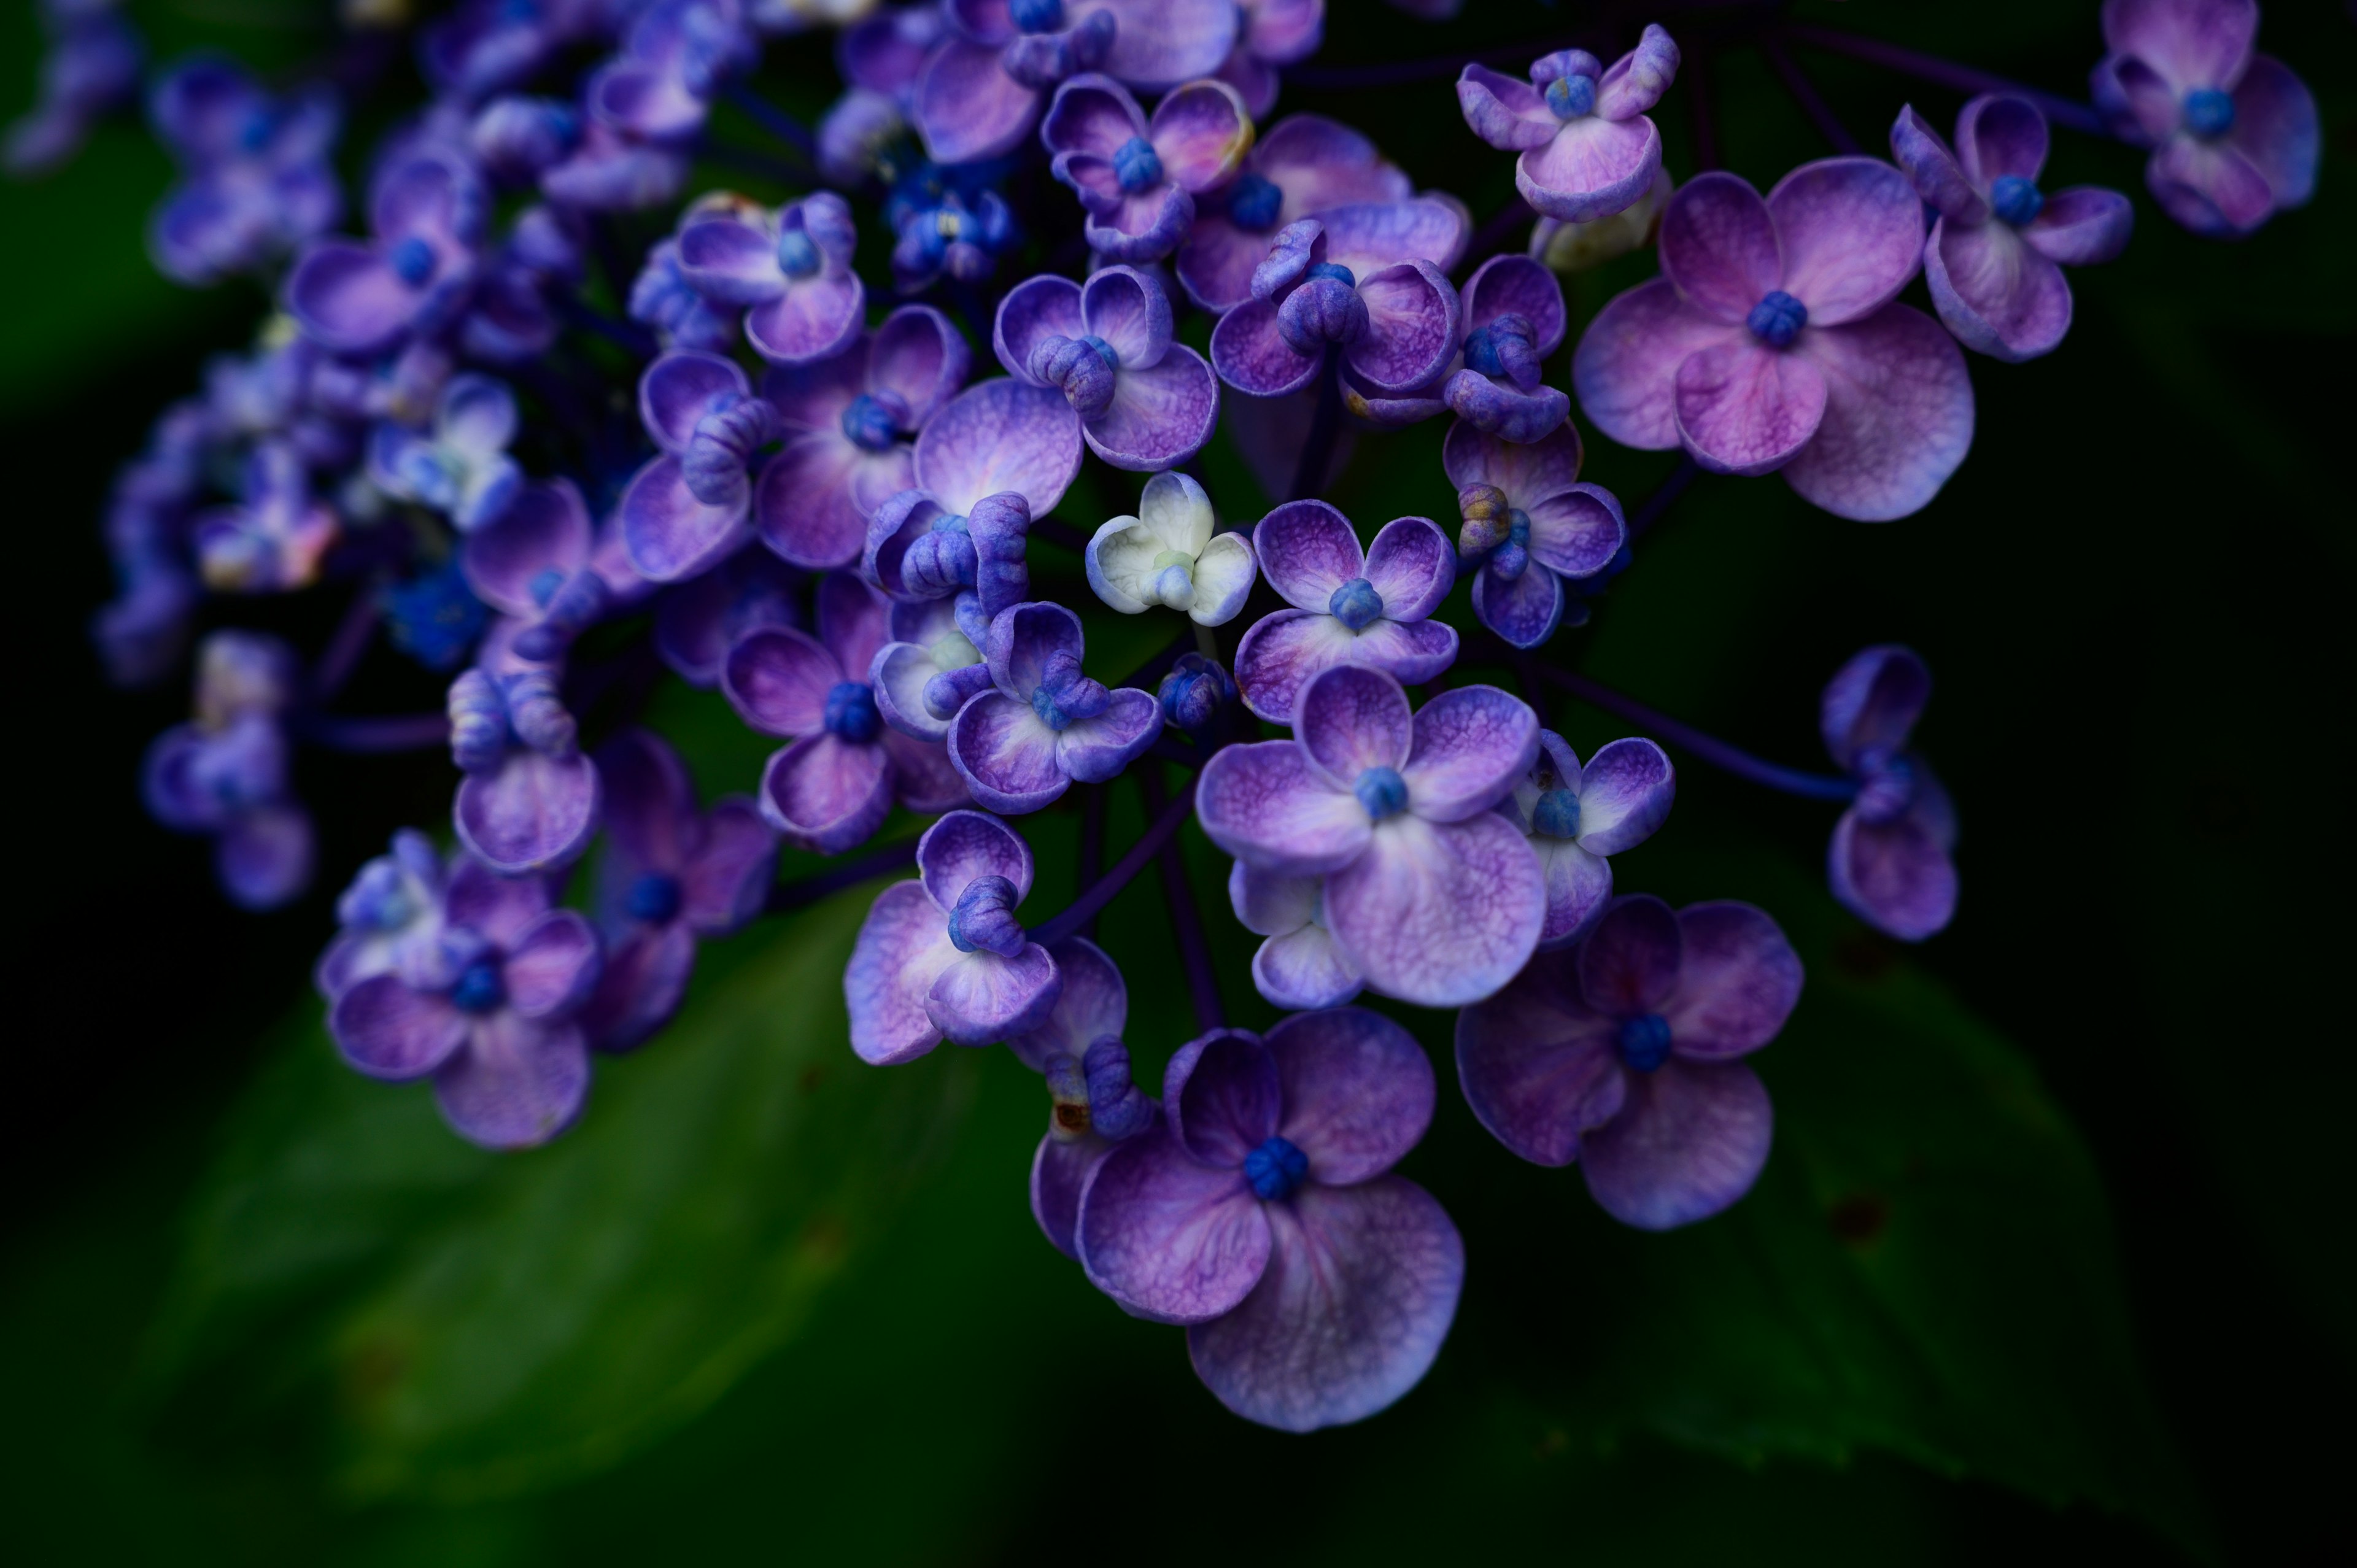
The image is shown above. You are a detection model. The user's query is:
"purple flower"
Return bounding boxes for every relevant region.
[1572,160,1975,523]
[192,442,339,593]
[1443,418,1625,649]
[632,195,761,350]
[422,0,584,105]
[888,183,1018,294]
[1212,0,1323,120]
[1209,203,1468,404]
[1227,862,1360,1009]
[1500,730,1674,947]
[586,0,755,147]
[870,593,988,743]
[656,547,805,688]
[675,192,865,365]
[1350,252,1571,438]
[1085,470,1256,625]
[843,808,1064,1064]
[1232,500,1457,724]
[367,372,524,532]
[1005,937,1156,1256]
[2091,0,2317,237]
[540,120,689,212]
[141,630,314,910]
[724,571,970,850]
[145,56,341,287]
[328,854,603,1149]
[1040,74,1253,262]
[446,630,604,876]
[946,601,1164,813]
[1198,663,1545,1007]
[1821,645,1957,941]
[468,95,583,186]
[862,377,1085,632]
[617,349,775,583]
[913,0,1237,167]
[1456,894,1801,1229]
[1891,97,2134,362]
[579,728,780,1050]
[5,0,142,176]
[285,145,486,355]
[995,267,1220,471]
[1456,26,1678,223]
[816,85,910,187]
[1175,114,1413,312]
[382,562,492,672]
[1075,1009,1463,1431]
[461,479,626,662]
[761,304,972,568]
[317,829,451,1000]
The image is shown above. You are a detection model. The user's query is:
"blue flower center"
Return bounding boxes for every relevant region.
[450,958,506,1014]
[627,871,683,924]
[1506,508,1532,548]
[776,226,821,279]
[1305,260,1356,288]
[1328,576,1385,631]
[1544,73,1597,120]
[1077,333,1120,369]
[1226,172,1282,231]
[1030,685,1075,732]
[1112,136,1164,193]
[945,875,1023,956]
[1617,1013,1673,1072]
[1244,1135,1309,1202]
[1989,174,2045,226]
[930,511,969,534]
[1462,323,1512,377]
[1531,786,1581,839]
[528,566,566,608]
[387,236,436,286]
[1354,765,1409,822]
[1009,0,1064,33]
[2183,87,2235,139]
[822,680,881,743]
[840,393,900,452]
[1746,289,1808,348]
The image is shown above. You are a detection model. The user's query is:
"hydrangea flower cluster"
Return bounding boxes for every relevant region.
[52,1,2316,1433]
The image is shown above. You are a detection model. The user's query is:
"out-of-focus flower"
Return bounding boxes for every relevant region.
[1821,644,1958,941]
[141,631,314,909]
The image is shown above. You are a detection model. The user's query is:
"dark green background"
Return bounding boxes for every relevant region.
[5,2,2350,1562]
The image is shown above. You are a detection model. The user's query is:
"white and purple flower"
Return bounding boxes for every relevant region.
[1455,25,1678,223]
[995,266,1220,472]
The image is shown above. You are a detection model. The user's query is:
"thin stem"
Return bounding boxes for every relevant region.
[1142,770,1224,1032]
[1289,357,1345,503]
[1760,36,1862,156]
[1778,21,2111,139]
[724,82,817,159]
[1074,782,1108,941]
[308,588,379,703]
[1627,455,1700,540]
[765,837,919,914]
[1032,775,1198,949]
[1535,665,1858,801]
[299,713,450,752]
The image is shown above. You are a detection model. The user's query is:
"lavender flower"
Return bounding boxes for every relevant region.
[422,0,585,104]
[1572,160,1975,522]
[1005,937,1156,1255]
[2092,0,2317,237]
[632,196,753,350]
[1456,894,1801,1229]
[141,631,314,910]
[1891,97,2134,361]
[585,0,756,148]
[540,120,689,213]
[328,853,603,1149]
[995,266,1220,472]
[1075,1009,1463,1431]
[145,56,341,287]
[1350,252,1571,439]
[1197,664,1544,1007]
[285,145,486,355]
[843,808,1063,1064]
[945,601,1163,814]
[1175,114,1413,312]
[1822,645,1958,941]
[460,478,632,662]
[869,593,988,743]
[367,372,525,532]
[468,95,583,185]
[1457,27,1676,225]
[654,547,805,687]
[446,631,603,876]
[674,192,865,365]
[1227,861,1360,1008]
[579,728,780,1050]
[192,442,339,593]
[5,0,142,176]
[1500,731,1674,947]
[1085,471,1256,625]
[1444,418,1625,649]
[317,830,451,999]
[1232,500,1456,724]
[1213,0,1324,119]
[888,182,1018,294]
[618,348,776,583]
[723,571,970,850]
[1039,74,1253,262]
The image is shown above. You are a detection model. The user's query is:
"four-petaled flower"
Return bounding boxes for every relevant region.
[147,56,343,287]
[1822,644,1958,941]
[317,829,450,999]
[1076,1009,1464,1431]
[1233,500,1457,722]
[192,441,339,593]
[1444,417,1626,649]
[1040,74,1253,262]
[1353,253,1571,439]
[870,594,991,743]
[1455,25,1678,223]
[1085,470,1256,625]
[675,192,866,364]
[995,266,1221,472]
[1498,729,1674,946]
[946,601,1164,813]
[141,630,314,910]
[286,145,485,355]
[1005,937,1156,1256]
[368,371,525,532]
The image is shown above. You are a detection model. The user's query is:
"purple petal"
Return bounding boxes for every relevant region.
[1579,894,1682,1015]
[1056,687,1163,782]
[1523,484,1626,577]
[1096,0,1237,90]
[1956,93,2048,187]
[1784,304,1974,522]
[1080,265,1174,367]
[445,855,549,949]
[1361,514,1455,622]
[2146,133,2275,234]
[915,378,1085,518]
[2226,54,2318,210]
[915,35,1041,164]
[594,727,692,875]
[462,479,591,617]
[759,732,894,852]
[760,338,866,433]
[331,975,468,1079]
[1597,23,1679,119]
[1209,298,1322,398]
[1149,79,1252,190]
[455,749,601,874]
[1077,1125,1270,1323]
[618,455,751,583]
[1234,609,1350,724]
[1439,372,1566,444]
[1007,935,1128,1073]
[1032,1128,1115,1257]
[845,878,960,1065]
[1255,922,1364,1010]
[1820,643,1930,766]
[640,350,754,454]
[746,275,867,366]
[1888,103,1987,222]
[1442,415,1585,503]
[1571,278,1740,450]
[284,240,421,355]
[581,921,697,1052]
[883,727,970,814]
[1664,901,1803,1057]
[1926,217,2073,362]
[2103,0,2254,95]
[1658,172,1779,323]
[652,549,802,689]
[754,432,902,570]
[1581,1058,1772,1229]
[1767,157,1925,327]
[2022,186,2135,266]
[818,569,892,678]
[219,806,314,910]
[1196,738,1371,876]
[992,273,1087,383]
[1673,338,1829,476]
[1473,560,1565,648]
[1344,261,1461,396]
[870,305,972,428]
[678,797,778,933]
[918,808,1035,908]
[1455,954,1622,1164]
[1456,63,1557,151]
[981,598,1083,700]
[1533,836,1613,947]
[1463,253,1568,353]
[948,692,1068,814]
[1316,198,1469,277]
[927,941,1061,1045]
[1830,797,1958,941]
[1326,812,1546,1007]
[1244,0,1323,63]
[432,1014,590,1150]
[1296,663,1414,786]
[587,59,706,144]
[843,3,947,91]
[1170,1029,1282,1166]
[674,215,786,306]
[1517,114,1662,225]
[1403,684,1540,822]
[1040,73,1146,159]
[1251,499,1364,610]
[1267,1006,1433,1183]
[1574,738,1675,854]
[1187,1176,1463,1431]
[1088,348,1218,471]
[502,908,600,1019]
[722,626,840,737]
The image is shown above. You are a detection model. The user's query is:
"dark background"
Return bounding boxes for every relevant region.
[4,2,2350,1562]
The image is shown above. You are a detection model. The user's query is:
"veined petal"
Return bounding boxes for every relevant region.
[1663,900,1804,1057]
[1571,279,1739,451]
[1268,1006,1433,1184]
[331,975,468,1080]
[1403,684,1539,822]
[1196,738,1371,876]
[1077,1126,1270,1323]
[759,732,895,853]
[948,691,1069,814]
[1209,298,1322,398]
[454,749,601,874]
[433,1015,590,1150]
[1658,172,1779,323]
[845,878,960,1065]
[1581,1058,1772,1229]
[1252,500,1364,610]
[1573,737,1675,854]
[1326,812,1544,1008]
[1516,114,1661,224]
[1056,687,1163,782]
[1455,946,1623,1164]
[1784,304,1973,522]
[1087,348,1220,472]
[1768,157,1924,326]
[1673,338,1828,476]
[1926,216,2072,362]
[927,942,1061,1045]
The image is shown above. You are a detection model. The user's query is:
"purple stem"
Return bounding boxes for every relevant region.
[1760,35,1862,156]
[308,588,379,703]
[1536,665,1858,802]
[1627,455,1700,539]
[1289,357,1345,503]
[722,82,817,159]
[1142,770,1224,1032]
[1032,774,1198,949]
[1778,21,2111,139]
[765,836,920,914]
[300,713,451,752]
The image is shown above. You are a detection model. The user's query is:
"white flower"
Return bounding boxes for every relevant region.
[1083,471,1257,627]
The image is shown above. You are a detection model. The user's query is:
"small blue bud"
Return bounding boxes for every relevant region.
[1617,1013,1673,1072]
[1112,136,1164,193]
[840,392,901,452]
[1531,786,1582,839]
[1989,174,2045,226]
[822,680,882,744]
[627,871,683,925]
[1008,0,1064,33]
[1245,1135,1309,1202]
[1305,260,1357,288]
[387,236,436,286]
[776,226,821,279]
[1746,289,1808,349]
[946,874,1025,956]
[528,567,566,609]
[450,958,506,1014]
[1077,333,1121,369]
[1031,684,1074,732]
[2182,87,2235,139]
[1354,765,1409,822]
[1158,652,1236,734]
[1226,172,1282,232]
[1328,576,1385,631]
[1545,73,1598,120]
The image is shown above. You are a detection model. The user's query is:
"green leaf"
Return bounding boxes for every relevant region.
[141,887,977,1502]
